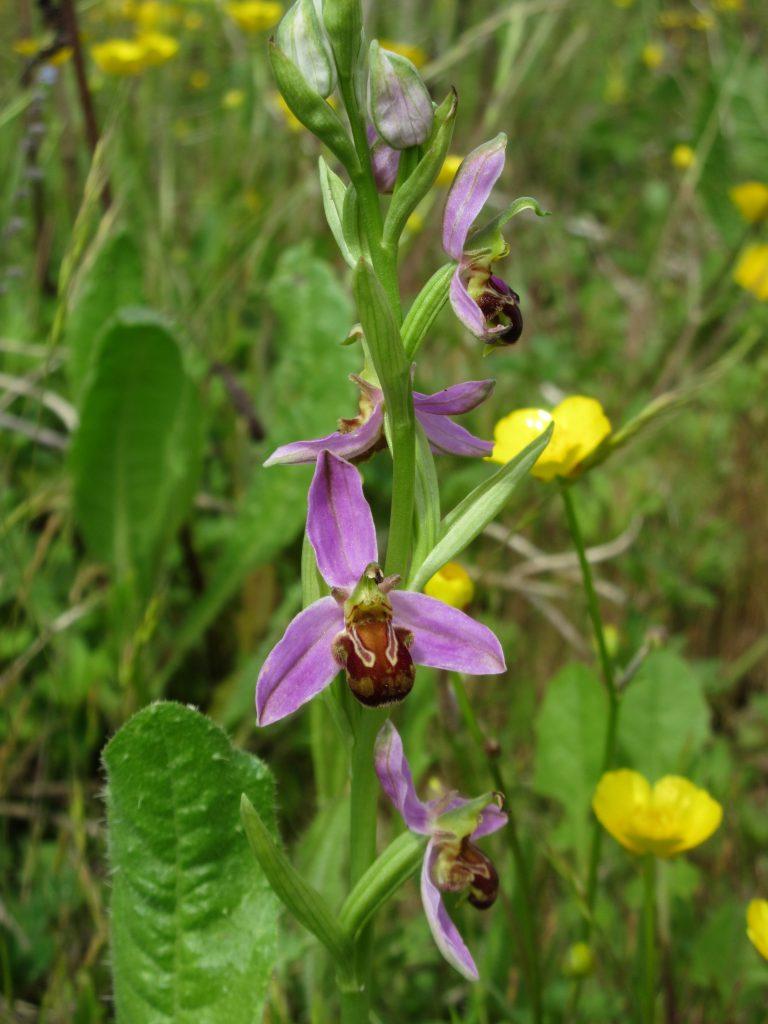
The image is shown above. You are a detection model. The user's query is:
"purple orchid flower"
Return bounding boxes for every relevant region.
[264,374,494,466]
[443,133,523,347]
[256,451,505,725]
[375,721,507,981]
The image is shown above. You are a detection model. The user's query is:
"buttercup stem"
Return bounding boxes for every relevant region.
[451,677,543,1024]
[642,855,658,1024]
[559,481,620,904]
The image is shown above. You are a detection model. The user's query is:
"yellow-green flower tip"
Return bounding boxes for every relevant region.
[489,396,611,482]
[747,899,768,961]
[729,182,768,224]
[734,244,768,301]
[592,769,722,858]
[424,562,474,610]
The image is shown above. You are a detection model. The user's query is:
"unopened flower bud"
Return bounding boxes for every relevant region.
[367,39,434,150]
[277,0,337,99]
[367,126,401,193]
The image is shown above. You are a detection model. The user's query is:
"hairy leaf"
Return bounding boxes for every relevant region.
[104,701,277,1024]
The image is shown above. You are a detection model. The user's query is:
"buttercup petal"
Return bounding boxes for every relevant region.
[264,402,385,466]
[256,597,344,725]
[374,721,432,834]
[421,840,479,981]
[413,379,495,416]
[442,133,506,259]
[307,451,378,589]
[389,591,505,675]
[417,411,493,458]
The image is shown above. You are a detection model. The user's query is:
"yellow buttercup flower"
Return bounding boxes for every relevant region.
[406,211,424,234]
[436,154,463,188]
[642,42,664,69]
[225,1,283,33]
[189,69,210,90]
[13,37,72,64]
[747,900,768,961]
[734,245,768,301]
[729,182,768,224]
[275,92,302,130]
[378,39,428,68]
[222,88,246,110]
[489,396,611,482]
[91,38,149,74]
[592,770,722,858]
[137,31,179,65]
[13,37,42,56]
[671,144,695,170]
[424,563,474,610]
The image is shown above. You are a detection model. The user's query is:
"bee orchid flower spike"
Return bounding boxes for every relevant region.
[255,451,505,724]
[375,721,507,980]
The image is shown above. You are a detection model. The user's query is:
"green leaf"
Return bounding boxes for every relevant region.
[269,42,358,172]
[104,702,278,1024]
[411,423,440,571]
[533,663,609,862]
[66,232,144,401]
[318,157,357,267]
[158,246,357,686]
[408,423,552,591]
[240,796,351,966]
[70,309,202,592]
[382,91,457,250]
[617,649,711,780]
[401,262,454,360]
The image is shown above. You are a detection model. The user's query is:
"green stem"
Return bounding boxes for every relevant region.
[642,856,658,1024]
[559,482,619,907]
[338,74,401,318]
[451,678,543,1024]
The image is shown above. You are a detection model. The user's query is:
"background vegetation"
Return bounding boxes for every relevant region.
[2,0,767,1019]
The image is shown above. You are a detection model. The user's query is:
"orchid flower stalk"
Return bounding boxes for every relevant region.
[245,3,550,1019]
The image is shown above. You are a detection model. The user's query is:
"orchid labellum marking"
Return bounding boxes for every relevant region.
[374,721,507,980]
[255,451,505,725]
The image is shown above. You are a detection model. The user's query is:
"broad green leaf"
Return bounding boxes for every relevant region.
[158,246,357,686]
[411,423,440,571]
[104,702,277,1024]
[408,423,552,591]
[533,663,609,862]
[70,309,202,592]
[617,649,711,779]
[66,232,144,401]
[318,157,357,267]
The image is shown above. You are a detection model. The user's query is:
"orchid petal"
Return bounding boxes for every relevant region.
[390,591,505,675]
[471,803,508,839]
[374,721,432,834]
[449,268,510,341]
[421,839,479,981]
[264,402,385,466]
[417,411,493,458]
[256,597,344,725]
[442,133,507,260]
[426,795,507,839]
[413,379,495,416]
[307,451,378,589]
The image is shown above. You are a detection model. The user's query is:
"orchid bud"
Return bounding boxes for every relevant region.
[277,0,336,99]
[333,563,415,706]
[367,125,401,193]
[367,40,434,150]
